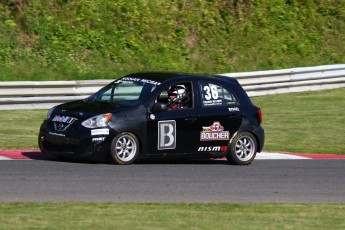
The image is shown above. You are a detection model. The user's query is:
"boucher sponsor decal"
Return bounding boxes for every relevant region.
[198,146,228,152]
[91,129,109,136]
[158,120,176,150]
[200,121,230,141]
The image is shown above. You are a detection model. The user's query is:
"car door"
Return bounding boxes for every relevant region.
[196,80,243,154]
[146,81,200,155]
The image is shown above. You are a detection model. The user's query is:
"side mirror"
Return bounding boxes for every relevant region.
[151,102,168,113]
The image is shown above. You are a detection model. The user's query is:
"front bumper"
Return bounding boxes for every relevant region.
[38,120,114,161]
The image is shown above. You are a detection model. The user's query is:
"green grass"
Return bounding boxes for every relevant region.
[252,88,345,154]
[0,110,46,149]
[1,1,345,81]
[0,203,344,230]
[1,88,345,154]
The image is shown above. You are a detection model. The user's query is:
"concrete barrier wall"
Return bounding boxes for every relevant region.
[1,64,345,110]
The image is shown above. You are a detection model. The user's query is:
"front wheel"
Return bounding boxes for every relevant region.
[227,132,257,165]
[110,132,140,165]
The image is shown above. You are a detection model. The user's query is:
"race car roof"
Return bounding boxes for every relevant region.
[122,72,238,84]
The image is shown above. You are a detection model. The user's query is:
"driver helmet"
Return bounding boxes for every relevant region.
[167,85,187,103]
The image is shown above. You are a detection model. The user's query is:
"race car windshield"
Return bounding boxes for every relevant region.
[86,77,161,107]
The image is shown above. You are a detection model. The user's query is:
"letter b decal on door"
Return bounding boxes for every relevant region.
[158,120,176,150]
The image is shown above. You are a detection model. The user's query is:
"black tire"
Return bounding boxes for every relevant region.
[110,132,140,165]
[227,132,257,165]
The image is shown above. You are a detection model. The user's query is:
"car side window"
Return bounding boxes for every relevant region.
[156,82,193,110]
[200,81,238,107]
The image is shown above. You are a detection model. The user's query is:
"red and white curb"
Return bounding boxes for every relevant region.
[0,150,38,160]
[258,152,345,159]
[0,150,345,161]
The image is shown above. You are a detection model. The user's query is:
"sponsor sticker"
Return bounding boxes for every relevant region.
[92,137,106,143]
[52,115,77,132]
[49,132,65,137]
[203,99,222,106]
[91,129,109,136]
[200,121,230,141]
[158,120,176,150]
[228,107,240,112]
[121,77,161,86]
[198,146,228,152]
[52,115,77,124]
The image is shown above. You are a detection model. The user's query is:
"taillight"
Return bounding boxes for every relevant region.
[258,107,263,123]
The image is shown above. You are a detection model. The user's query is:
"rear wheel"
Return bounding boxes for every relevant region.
[110,132,139,165]
[227,132,257,165]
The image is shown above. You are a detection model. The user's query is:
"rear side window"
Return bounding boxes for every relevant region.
[199,81,238,107]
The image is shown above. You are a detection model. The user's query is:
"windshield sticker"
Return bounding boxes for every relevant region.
[202,85,222,106]
[200,121,230,141]
[158,120,176,150]
[91,129,109,136]
[121,77,161,86]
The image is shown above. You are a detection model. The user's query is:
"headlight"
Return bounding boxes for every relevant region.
[81,113,112,128]
[47,106,56,119]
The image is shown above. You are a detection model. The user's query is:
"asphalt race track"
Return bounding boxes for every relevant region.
[0,151,345,203]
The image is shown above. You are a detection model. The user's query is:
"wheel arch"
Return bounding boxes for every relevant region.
[250,131,262,153]
[229,128,262,153]
[227,130,257,165]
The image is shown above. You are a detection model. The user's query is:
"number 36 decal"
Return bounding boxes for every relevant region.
[203,85,218,100]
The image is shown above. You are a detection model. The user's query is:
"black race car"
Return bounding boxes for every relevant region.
[39,72,264,165]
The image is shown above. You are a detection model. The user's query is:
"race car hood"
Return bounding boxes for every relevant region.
[53,100,129,119]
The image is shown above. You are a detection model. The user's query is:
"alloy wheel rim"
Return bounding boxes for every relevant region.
[115,135,137,162]
[235,136,255,161]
